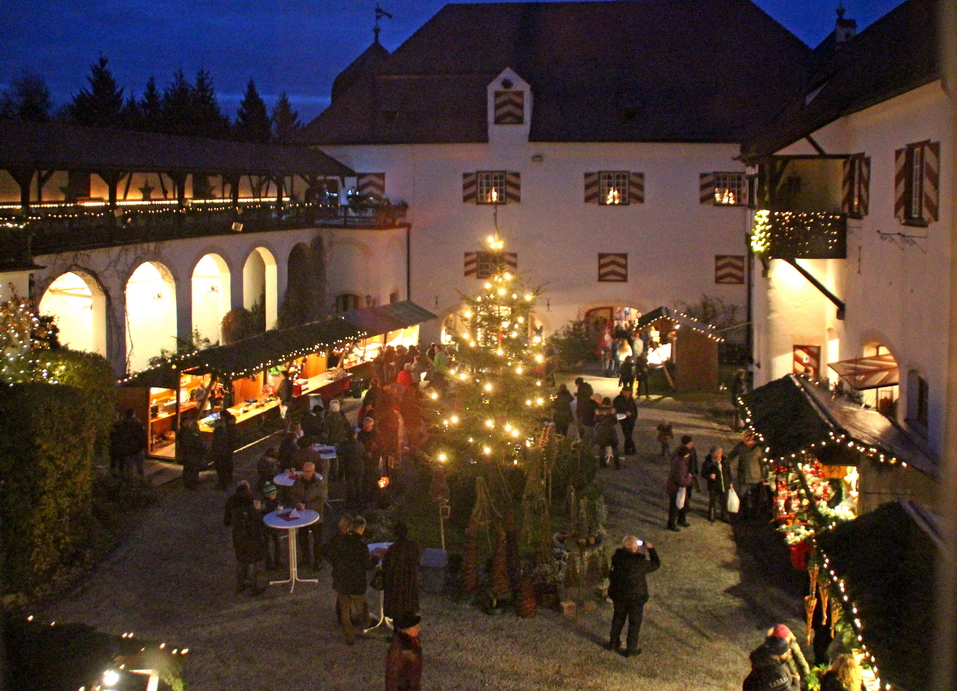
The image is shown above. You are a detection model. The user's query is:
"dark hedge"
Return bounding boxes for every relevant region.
[0,383,98,593]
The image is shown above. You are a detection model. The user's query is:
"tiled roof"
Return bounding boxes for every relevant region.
[300,0,813,145]
[743,0,938,158]
[0,120,355,177]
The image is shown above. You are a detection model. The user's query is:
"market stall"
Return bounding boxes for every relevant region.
[633,306,723,393]
[337,301,437,382]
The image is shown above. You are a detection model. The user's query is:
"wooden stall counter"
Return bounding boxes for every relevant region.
[298,369,352,399]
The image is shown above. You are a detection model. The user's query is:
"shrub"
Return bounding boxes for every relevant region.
[547,319,598,370]
[0,384,97,594]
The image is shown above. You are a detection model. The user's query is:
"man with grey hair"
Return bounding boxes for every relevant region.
[607,535,660,657]
[290,461,324,570]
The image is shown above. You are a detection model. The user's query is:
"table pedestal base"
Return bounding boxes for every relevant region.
[269,526,319,593]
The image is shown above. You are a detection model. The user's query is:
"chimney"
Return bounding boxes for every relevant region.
[834,3,857,46]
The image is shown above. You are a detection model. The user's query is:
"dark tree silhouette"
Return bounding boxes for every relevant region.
[271,91,301,144]
[158,68,230,139]
[233,79,270,143]
[0,68,52,122]
[67,56,124,128]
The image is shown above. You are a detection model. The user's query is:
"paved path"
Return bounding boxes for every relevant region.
[40,381,808,690]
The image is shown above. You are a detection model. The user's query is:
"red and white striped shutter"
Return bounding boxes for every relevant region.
[699,173,715,204]
[463,172,477,203]
[494,91,524,124]
[923,141,940,222]
[894,148,907,220]
[629,172,645,204]
[505,172,521,203]
[464,252,478,277]
[841,159,852,213]
[598,253,628,282]
[714,255,745,284]
[357,172,385,199]
[584,172,599,203]
[504,253,518,271]
[860,157,871,216]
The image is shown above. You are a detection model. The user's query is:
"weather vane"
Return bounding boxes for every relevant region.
[374,3,393,44]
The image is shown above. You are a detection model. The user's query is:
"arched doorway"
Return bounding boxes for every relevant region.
[243,247,277,331]
[125,261,177,372]
[283,242,312,327]
[191,253,230,345]
[38,271,107,355]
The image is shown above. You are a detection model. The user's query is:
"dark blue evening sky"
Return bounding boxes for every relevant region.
[0,0,905,123]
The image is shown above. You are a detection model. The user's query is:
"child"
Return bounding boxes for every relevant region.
[656,419,673,458]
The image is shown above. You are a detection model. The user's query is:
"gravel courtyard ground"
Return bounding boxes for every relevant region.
[40,375,808,690]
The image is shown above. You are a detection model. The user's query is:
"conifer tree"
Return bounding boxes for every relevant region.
[233,79,271,143]
[136,76,162,132]
[431,233,546,468]
[271,91,301,143]
[0,68,52,122]
[67,56,124,128]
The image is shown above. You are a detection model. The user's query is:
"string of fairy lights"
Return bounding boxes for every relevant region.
[426,233,547,466]
[750,209,846,257]
[0,287,63,385]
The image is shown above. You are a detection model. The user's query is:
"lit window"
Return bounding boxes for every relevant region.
[713,172,747,206]
[477,172,506,205]
[599,172,630,205]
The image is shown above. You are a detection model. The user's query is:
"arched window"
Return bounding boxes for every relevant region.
[906,369,929,430]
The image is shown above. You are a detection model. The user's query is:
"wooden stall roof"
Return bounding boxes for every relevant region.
[744,374,938,474]
[0,120,355,177]
[817,500,939,691]
[634,306,724,342]
[339,300,437,335]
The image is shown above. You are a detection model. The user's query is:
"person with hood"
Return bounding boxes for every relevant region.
[742,635,801,691]
[178,418,207,490]
[607,535,660,657]
[665,439,695,531]
[767,624,811,686]
[551,384,575,437]
[382,520,422,622]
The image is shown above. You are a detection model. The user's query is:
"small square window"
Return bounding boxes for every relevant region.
[713,172,747,206]
[599,172,630,205]
[477,171,506,205]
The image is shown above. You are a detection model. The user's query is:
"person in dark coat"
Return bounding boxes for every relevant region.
[223,481,267,595]
[340,427,364,508]
[382,521,422,621]
[323,515,377,644]
[255,447,280,492]
[666,442,695,531]
[618,355,635,392]
[277,369,294,421]
[178,418,207,490]
[117,408,148,476]
[259,481,283,571]
[742,635,801,691]
[385,613,422,691]
[300,404,324,442]
[701,446,732,523]
[612,387,638,455]
[595,397,620,469]
[728,430,767,519]
[607,535,660,657]
[635,353,650,399]
[277,431,299,471]
[551,384,574,437]
[289,461,325,570]
[211,410,238,490]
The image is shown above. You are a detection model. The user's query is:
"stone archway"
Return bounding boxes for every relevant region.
[38,270,108,356]
[191,253,230,345]
[125,261,177,371]
[243,247,278,331]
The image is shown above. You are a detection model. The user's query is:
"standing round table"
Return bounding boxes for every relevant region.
[364,541,392,633]
[263,508,321,592]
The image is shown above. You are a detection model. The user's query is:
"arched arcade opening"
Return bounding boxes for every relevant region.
[38,271,107,356]
[243,247,277,331]
[191,253,230,345]
[125,261,177,372]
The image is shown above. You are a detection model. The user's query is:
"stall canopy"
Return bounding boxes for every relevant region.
[744,375,938,473]
[119,301,436,385]
[339,301,437,335]
[634,306,725,341]
[817,500,940,691]
[828,353,899,390]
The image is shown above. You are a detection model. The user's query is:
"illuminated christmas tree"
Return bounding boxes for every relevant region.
[431,233,548,468]
[0,285,59,383]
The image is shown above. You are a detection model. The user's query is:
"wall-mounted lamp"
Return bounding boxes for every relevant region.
[531,154,544,163]
[434,295,439,308]
[208,284,219,294]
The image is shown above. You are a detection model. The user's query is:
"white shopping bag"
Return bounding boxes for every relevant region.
[726,486,740,514]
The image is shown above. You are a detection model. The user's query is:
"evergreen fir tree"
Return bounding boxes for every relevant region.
[432,233,546,468]
[0,68,52,122]
[137,76,162,132]
[233,79,271,143]
[67,56,125,128]
[158,69,192,136]
[190,68,230,139]
[271,91,301,143]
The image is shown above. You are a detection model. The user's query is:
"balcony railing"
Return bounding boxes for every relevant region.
[751,210,847,259]
[0,198,409,258]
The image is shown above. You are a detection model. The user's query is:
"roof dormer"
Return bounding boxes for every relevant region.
[487,68,531,145]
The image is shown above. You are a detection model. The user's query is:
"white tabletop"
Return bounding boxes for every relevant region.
[263,508,320,530]
[273,471,301,488]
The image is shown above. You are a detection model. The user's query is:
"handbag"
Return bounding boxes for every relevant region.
[726,486,740,514]
[675,486,687,509]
